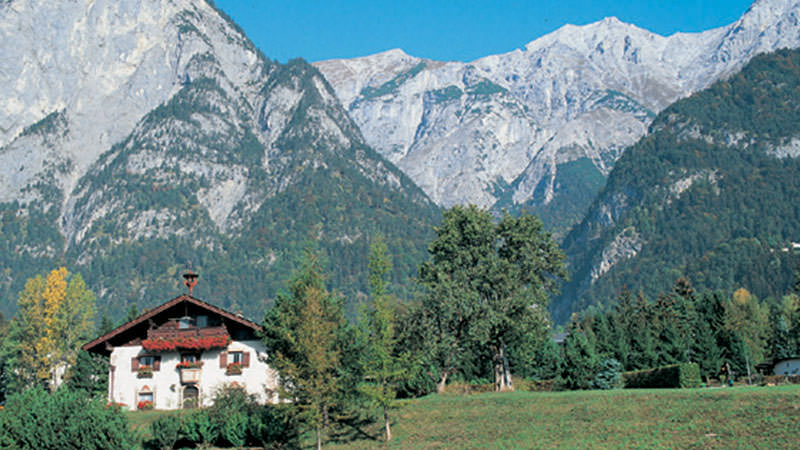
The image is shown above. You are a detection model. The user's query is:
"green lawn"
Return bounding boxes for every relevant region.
[325,386,800,449]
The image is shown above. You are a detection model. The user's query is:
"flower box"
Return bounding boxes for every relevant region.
[176,361,204,369]
[226,362,242,375]
[141,335,231,353]
[137,400,153,410]
[137,366,153,379]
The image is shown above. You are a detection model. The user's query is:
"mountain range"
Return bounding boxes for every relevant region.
[0,0,438,319]
[315,0,800,235]
[2,0,800,322]
[555,47,800,322]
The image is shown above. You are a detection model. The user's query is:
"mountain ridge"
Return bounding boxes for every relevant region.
[315,0,800,235]
[0,0,439,319]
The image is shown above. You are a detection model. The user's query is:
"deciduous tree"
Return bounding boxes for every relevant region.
[2,268,95,391]
[416,206,566,391]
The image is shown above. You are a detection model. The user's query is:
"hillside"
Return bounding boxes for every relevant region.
[556,48,800,322]
[0,0,439,319]
[316,0,800,237]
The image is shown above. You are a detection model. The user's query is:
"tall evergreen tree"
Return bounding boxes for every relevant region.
[561,322,598,390]
[357,237,408,441]
[770,315,794,360]
[262,249,349,450]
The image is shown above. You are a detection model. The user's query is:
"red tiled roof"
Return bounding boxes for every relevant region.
[82,294,262,354]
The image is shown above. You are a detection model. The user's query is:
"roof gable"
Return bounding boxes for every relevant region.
[82,295,262,356]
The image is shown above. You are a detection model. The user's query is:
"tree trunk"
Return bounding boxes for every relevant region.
[436,371,448,394]
[316,425,322,450]
[384,406,392,441]
[493,344,514,392]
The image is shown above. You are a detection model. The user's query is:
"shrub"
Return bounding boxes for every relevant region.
[592,358,623,390]
[204,384,299,448]
[150,415,182,450]
[218,411,249,448]
[623,363,702,389]
[0,387,136,449]
[180,410,218,447]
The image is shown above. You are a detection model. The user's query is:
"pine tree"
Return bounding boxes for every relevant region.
[561,322,598,390]
[770,315,794,360]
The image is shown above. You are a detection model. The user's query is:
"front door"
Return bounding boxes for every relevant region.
[183,385,199,409]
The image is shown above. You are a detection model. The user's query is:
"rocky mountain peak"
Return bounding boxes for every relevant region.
[316,0,800,235]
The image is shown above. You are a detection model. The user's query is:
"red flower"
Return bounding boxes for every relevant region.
[142,335,231,352]
[176,360,204,369]
[137,400,153,410]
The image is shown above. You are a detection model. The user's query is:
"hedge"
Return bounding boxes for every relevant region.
[622,363,702,389]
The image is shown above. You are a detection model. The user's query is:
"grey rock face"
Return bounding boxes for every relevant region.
[315,0,800,215]
[0,0,438,318]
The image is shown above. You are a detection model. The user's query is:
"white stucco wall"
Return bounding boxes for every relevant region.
[109,340,279,411]
[773,358,800,376]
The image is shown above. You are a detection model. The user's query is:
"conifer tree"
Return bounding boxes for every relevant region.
[561,321,598,390]
[263,249,348,450]
[357,237,407,441]
[770,315,794,360]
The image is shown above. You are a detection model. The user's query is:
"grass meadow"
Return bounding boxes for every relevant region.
[126,385,800,448]
[327,386,800,449]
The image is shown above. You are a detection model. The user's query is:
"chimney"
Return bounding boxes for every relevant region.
[183,270,199,296]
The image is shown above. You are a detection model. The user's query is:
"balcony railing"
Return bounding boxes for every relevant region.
[147,325,228,340]
[142,326,231,352]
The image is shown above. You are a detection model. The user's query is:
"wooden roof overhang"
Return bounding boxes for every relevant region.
[82,294,263,357]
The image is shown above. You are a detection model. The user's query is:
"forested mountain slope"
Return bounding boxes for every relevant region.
[0,0,439,319]
[555,48,800,322]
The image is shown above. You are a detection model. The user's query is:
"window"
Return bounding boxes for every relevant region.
[139,355,154,367]
[178,316,194,329]
[230,352,243,364]
[137,389,154,410]
[196,315,208,328]
[181,354,199,364]
[132,355,160,373]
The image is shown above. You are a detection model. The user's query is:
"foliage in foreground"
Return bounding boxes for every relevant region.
[146,384,298,449]
[0,387,136,449]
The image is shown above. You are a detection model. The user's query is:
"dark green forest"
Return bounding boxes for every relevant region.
[557,48,800,322]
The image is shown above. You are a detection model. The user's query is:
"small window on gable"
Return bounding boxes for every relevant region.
[178,316,194,329]
[196,315,208,328]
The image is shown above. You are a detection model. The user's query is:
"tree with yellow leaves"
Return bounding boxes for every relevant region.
[2,267,95,391]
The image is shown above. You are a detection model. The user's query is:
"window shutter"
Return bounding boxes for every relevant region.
[153,356,161,371]
[131,357,139,372]
[219,351,227,368]
[243,352,250,368]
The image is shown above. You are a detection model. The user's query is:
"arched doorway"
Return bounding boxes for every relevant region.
[183,385,199,409]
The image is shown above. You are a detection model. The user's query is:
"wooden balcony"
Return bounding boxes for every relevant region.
[180,368,201,384]
[147,325,229,341]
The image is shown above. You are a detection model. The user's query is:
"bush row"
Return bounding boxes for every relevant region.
[148,386,297,449]
[622,363,702,389]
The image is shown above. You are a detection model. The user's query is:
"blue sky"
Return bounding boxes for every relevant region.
[214,0,755,63]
